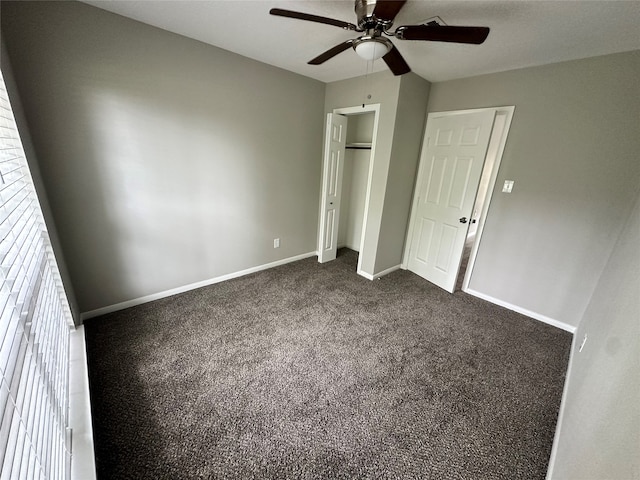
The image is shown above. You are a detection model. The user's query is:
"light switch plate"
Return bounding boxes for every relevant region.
[502,180,514,193]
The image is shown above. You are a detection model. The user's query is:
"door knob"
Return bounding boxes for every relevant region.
[459,217,468,224]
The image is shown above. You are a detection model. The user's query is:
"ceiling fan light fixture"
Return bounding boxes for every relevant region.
[354,37,391,61]
[271,0,490,76]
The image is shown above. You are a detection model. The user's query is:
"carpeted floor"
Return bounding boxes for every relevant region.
[84,249,571,479]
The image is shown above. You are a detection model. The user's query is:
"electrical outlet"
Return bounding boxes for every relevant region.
[579,334,587,352]
[273,238,280,248]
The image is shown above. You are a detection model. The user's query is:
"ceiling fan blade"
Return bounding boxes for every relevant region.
[309,40,355,65]
[382,45,411,76]
[270,8,356,30]
[395,25,490,44]
[373,0,407,22]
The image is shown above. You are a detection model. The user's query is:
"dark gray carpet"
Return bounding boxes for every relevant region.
[84,249,571,479]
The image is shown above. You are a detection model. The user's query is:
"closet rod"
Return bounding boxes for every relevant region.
[346,143,372,150]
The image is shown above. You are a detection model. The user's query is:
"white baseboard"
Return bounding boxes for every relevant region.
[375,264,401,278]
[357,264,401,281]
[358,270,374,280]
[464,288,577,333]
[545,331,579,479]
[80,251,317,321]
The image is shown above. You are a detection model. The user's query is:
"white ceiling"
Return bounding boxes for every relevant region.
[82,0,640,83]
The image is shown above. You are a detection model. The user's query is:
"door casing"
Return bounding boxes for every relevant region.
[402,106,515,292]
[317,104,380,278]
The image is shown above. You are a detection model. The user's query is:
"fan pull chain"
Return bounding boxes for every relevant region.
[363,58,374,108]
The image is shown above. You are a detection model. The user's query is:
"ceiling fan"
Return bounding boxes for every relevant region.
[270,0,490,76]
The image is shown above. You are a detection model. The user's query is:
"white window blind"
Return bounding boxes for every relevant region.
[0,70,74,480]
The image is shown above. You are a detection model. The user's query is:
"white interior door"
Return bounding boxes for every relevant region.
[318,113,347,263]
[407,110,496,292]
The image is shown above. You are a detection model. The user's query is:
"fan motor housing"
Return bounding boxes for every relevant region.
[355,0,381,30]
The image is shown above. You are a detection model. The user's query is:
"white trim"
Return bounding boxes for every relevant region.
[429,107,512,118]
[545,330,578,480]
[69,326,96,480]
[80,251,317,320]
[358,264,401,281]
[326,104,380,275]
[402,106,515,282]
[462,107,515,291]
[375,264,401,278]
[358,270,375,280]
[465,288,576,333]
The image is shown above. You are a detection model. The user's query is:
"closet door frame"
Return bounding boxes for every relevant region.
[319,104,380,277]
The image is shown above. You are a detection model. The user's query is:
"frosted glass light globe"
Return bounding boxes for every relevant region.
[354,39,391,61]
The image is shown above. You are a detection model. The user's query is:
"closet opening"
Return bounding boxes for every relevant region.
[337,111,374,267]
[317,104,379,278]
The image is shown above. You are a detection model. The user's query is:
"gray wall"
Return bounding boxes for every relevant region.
[427,51,640,328]
[4,2,638,472]
[324,72,401,275]
[375,73,430,273]
[339,113,374,251]
[324,72,430,276]
[549,189,640,479]
[1,1,325,314]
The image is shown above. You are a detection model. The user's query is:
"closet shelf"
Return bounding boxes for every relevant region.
[346,143,372,150]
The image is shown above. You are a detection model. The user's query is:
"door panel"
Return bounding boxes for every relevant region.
[324,210,335,250]
[318,113,347,263]
[416,218,435,263]
[449,157,473,209]
[328,150,339,196]
[407,110,496,292]
[435,223,457,272]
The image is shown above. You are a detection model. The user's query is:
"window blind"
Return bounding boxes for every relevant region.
[0,70,74,479]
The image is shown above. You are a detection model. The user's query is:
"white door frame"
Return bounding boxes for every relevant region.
[402,106,515,292]
[318,104,380,278]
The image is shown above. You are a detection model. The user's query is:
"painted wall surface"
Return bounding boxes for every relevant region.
[338,151,353,249]
[345,112,375,145]
[1,1,325,313]
[338,149,370,252]
[339,113,374,252]
[375,73,430,273]
[549,190,640,479]
[426,51,640,328]
[324,72,401,275]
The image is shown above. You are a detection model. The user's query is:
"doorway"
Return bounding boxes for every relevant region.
[338,112,374,252]
[458,110,511,291]
[317,104,380,278]
[403,107,514,293]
